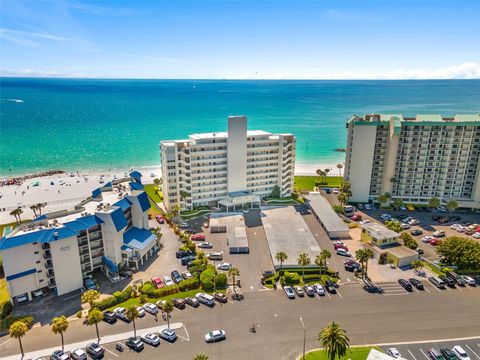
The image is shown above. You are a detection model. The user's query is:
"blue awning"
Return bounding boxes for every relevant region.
[102,256,118,273]
[123,227,156,251]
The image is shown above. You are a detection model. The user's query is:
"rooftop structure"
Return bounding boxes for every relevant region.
[304,193,350,239]
[344,113,480,209]
[160,115,295,210]
[210,213,249,254]
[361,222,399,242]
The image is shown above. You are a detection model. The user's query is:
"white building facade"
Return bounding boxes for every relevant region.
[0,171,157,303]
[160,116,296,210]
[344,114,480,209]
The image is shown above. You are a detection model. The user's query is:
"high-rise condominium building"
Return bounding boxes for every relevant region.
[344,114,480,209]
[160,116,296,210]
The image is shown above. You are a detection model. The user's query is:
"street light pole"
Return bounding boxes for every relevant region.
[300,317,306,360]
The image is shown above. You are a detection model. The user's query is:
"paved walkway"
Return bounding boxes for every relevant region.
[3,322,184,360]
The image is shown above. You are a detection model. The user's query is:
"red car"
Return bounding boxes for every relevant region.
[155,215,165,224]
[351,214,362,221]
[334,244,348,251]
[151,277,165,288]
[191,234,206,241]
[429,238,442,246]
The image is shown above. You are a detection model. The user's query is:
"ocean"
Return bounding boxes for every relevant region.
[1,78,479,176]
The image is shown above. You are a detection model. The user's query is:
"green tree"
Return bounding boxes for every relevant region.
[392,198,405,210]
[437,236,480,270]
[81,289,100,308]
[400,232,418,250]
[87,308,103,343]
[51,316,69,350]
[428,197,441,210]
[9,320,29,357]
[316,169,325,184]
[163,300,174,330]
[297,253,311,280]
[125,305,139,338]
[384,220,402,233]
[194,353,209,360]
[355,249,373,279]
[37,202,46,215]
[10,207,23,225]
[228,267,240,294]
[336,163,343,177]
[30,204,38,218]
[318,322,350,360]
[270,185,281,198]
[411,260,424,273]
[275,251,288,271]
[337,193,347,206]
[377,194,388,208]
[339,181,352,202]
[180,190,190,210]
[446,200,458,213]
[320,249,331,269]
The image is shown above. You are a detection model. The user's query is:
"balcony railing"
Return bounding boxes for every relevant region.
[43,251,51,260]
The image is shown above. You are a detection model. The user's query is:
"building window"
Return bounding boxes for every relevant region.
[34,251,39,254]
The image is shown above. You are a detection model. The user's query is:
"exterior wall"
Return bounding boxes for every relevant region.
[50,236,83,296]
[96,212,125,265]
[381,121,400,193]
[345,124,377,202]
[227,116,248,193]
[128,195,148,229]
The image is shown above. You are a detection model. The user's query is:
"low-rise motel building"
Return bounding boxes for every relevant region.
[344,113,480,210]
[160,115,296,210]
[0,171,157,304]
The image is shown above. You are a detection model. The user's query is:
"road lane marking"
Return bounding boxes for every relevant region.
[408,349,417,360]
[183,325,190,341]
[419,349,430,360]
[104,347,119,357]
[466,345,480,359]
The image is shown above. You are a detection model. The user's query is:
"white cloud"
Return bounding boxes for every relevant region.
[0,68,89,78]
[0,28,89,46]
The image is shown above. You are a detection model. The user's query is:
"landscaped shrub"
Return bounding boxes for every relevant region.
[0,300,13,319]
[141,281,155,293]
[215,273,227,289]
[200,265,227,291]
[282,271,301,285]
[96,286,132,310]
[178,278,200,291]
[1,315,34,331]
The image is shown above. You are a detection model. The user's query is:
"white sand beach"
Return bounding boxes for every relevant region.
[0,162,340,225]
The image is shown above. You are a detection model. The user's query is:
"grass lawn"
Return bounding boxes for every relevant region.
[294,176,343,191]
[264,196,302,205]
[423,261,444,276]
[180,208,211,220]
[144,184,163,203]
[303,346,382,360]
[0,278,10,303]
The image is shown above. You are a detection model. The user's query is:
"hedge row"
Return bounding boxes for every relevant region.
[0,300,13,319]
[140,278,200,298]
[95,286,133,311]
[1,315,34,331]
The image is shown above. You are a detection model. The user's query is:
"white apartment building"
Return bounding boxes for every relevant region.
[344,114,480,209]
[160,116,296,210]
[0,171,157,303]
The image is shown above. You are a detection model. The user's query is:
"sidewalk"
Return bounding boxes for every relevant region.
[3,322,184,360]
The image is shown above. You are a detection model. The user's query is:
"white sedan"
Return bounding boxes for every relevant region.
[313,283,326,296]
[387,348,401,358]
[462,275,476,286]
[141,332,160,346]
[217,263,232,271]
[163,276,174,286]
[136,306,145,317]
[205,329,226,343]
[143,303,158,315]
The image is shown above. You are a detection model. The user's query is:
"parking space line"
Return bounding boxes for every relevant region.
[412,287,420,293]
[466,345,480,359]
[408,349,418,360]
[423,286,431,293]
[326,292,332,299]
[336,289,343,299]
[456,286,463,292]
[465,286,473,292]
[104,347,119,357]
[419,349,430,360]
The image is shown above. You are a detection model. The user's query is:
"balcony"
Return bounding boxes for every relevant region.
[46,270,55,279]
[48,279,56,288]
[41,243,50,250]
[43,251,51,260]
[45,260,53,270]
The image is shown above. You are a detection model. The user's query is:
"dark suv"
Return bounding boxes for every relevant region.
[176,250,194,259]
[171,270,184,284]
[408,278,424,290]
[440,348,457,360]
[398,279,413,291]
[439,275,456,288]
[445,271,466,286]
[102,311,116,324]
[172,298,186,309]
[324,280,337,294]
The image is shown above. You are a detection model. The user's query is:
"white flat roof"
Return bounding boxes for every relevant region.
[305,194,349,234]
[210,213,248,248]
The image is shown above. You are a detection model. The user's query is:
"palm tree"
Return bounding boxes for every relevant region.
[87,309,103,343]
[316,169,322,183]
[30,204,38,218]
[125,306,139,338]
[51,316,69,350]
[275,251,288,271]
[163,300,174,330]
[377,194,388,209]
[392,198,404,210]
[194,354,209,360]
[336,163,343,177]
[81,289,100,309]
[446,199,458,213]
[318,322,350,360]
[10,207,23,225]
[37,202,46,215]
[411,260,425,274]
[180,190,190,210]
[339,181,352,202]
[9,320,28,357]
[228,267,240,294]
[355,249,373,279]
[324,168,331,181]
[429,197,441,210]
[153,178,162,189]
[314,255,323,279]
[320,249,331,269]
[297,253,311,280]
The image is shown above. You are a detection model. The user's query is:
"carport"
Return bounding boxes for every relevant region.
[304,193,350,239]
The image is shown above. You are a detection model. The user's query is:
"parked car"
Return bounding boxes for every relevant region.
[198,242,213,249]
[336,248,351,257]
[462,275,476,286]
[163,276,174,286]
[85,343,104,358]
[445,271,466,286]
[313,283,326,296]
[179,222,190,229]
[151,277,165,289]
[136,306,145,317]
[429,238,442,246]
[182,271,193,279]
[172,298,186,309]
[364,204,372,210]
[440,348,457,360]
[51,350,70,360]
[191,234,206,241]
[422,236,433,243]
[433,230,446,237]
[143,303,158,315]
[429,348,446,360]
[294,285,305,297]
[155,215,165,224]
[452,346,470,360]
[207,252,223,260]
[400,223,411,230]
[387,348,401,358]
[380,214,392,221]
[437,206,447,212]
[438,217,449,224]
[171,270,184,284]
[325,280,337,293]
[70,348,87,360]
[102,311,116,324]
[125,337,144,351]
[429,276,446,289]
[439,275,456,288]
[156,300,166,310]
[83,277,97,290]
[351,214,362,221]
[303,284,315,296]
[160,328,177,342]
[411,229,423,236]
[217,262,232,271]
[195,292,215,306]
[113,307,128,321]
[214,292,228,303]
[398,279,413,292]
[344,260,361,272]
[186,297,200,307]
[181,255,196,266]
[417,248,425,255]
[333,188,339,194]
[204,330,226,343]
[141,332,160,347]
[284,286,295,299]
[176,250,194,259]
[334,243,348,250]
[408,278,424,290]
[449,216,461,221]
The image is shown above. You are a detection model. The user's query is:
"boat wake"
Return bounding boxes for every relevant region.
[1,98,24,103]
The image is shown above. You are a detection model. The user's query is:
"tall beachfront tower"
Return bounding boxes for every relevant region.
[344,113,480,210]
[160,116,296,210]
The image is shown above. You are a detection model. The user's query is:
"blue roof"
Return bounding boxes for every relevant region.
[33,214,48,222]
[129,182,144,191]
[102,182,113,189]
[92,188,102,198]
[129,171,142,181]
[0,226,78,250]
[110,207,127,231]
[123,227,156,250]
[137,192,151,212]
[121,245,131,251]
[6,268,37,281]
[63,215,104,232]
[113,198,132,212]
[102,255,118,273]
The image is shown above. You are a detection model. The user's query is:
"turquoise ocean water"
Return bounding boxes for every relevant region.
[1,78,479,176]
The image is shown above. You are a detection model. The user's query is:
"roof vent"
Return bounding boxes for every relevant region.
[53,231,59,239]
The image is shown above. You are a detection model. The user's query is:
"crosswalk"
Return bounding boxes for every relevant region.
[376,280,479,296]
[378,282,409,296]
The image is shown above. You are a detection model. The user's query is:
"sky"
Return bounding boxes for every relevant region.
[0,0,479,79]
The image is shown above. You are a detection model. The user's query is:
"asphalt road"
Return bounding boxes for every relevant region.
[2,281,480,360]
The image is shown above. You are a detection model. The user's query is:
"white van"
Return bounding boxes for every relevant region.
[207,252,223,261]
[195,292,215,307]
[428,276,446,289]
